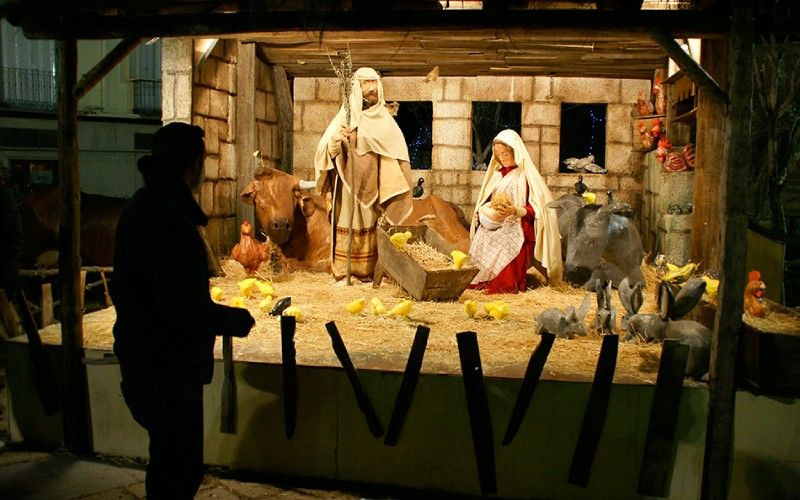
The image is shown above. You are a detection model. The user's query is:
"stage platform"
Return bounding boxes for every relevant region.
[5,269,800,498]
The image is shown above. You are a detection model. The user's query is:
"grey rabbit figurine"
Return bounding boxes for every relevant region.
[536,294,592,339]
[623,278,710,380]
[595,279,617,335]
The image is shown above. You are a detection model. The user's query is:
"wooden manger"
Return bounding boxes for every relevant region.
[738,299,800,398]
[374,224,478,302]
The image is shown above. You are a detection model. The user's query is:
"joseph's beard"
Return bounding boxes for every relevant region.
[362,93,378,110]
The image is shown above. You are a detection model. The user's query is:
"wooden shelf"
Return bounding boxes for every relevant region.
[673,107,698,123]
[662,69,685,85]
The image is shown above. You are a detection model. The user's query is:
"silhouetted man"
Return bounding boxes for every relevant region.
[111,122,254,498]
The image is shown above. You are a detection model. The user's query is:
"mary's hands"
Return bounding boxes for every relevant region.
[492,201,524,220]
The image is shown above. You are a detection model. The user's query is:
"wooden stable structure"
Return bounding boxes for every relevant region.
[2,1,797,498]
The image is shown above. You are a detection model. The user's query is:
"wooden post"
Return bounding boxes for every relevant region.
[701,1,753,498]
[0,289,18,338]
[79,270,86,312]
[58,38,92,454]
[691,39,728,272]
[271,65,293,173]
[235,42,256,235]
[73,37,142,100]
[99,271,112,307]
[41,283,54,327]
[649,29,728,106]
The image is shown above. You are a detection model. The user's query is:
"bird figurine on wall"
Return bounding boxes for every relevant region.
[574,175,588,195]
[744,270,767,318]
[412,177,425,198]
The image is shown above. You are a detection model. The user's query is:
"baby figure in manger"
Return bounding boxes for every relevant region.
[469,129,563,293]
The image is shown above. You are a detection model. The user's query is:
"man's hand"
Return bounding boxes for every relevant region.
[223,308,255,338]
[328,124,351,158]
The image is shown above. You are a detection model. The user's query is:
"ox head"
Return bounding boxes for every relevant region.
[562,200,636,286]
[241,167,317,245]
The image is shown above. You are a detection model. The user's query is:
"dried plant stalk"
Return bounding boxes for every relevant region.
[329,48,356,285]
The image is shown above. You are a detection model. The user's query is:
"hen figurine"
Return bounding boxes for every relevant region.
[231,220,270,275]
[636,90,655,116]
[744,270,767,318]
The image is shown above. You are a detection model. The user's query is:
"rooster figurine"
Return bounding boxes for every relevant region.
[744,270,767,318]
[231,220,270,275]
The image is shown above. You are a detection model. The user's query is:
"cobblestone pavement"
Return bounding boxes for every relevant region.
[0,447,378,499]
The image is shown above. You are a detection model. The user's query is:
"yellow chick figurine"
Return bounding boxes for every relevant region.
[701,275,719,303]
[255,280,274,297]
[484,300,510,320]
[662,262,697,283]
[210,286,224,302]
[258,296,273,312]
[451,250,468,270]
[282,306,302,321]
[582,191,597,205]
[237,278,258,298]
[387,299,413,318]
[345,297,367,314]
[230,296,247,309]
[390,230,413,250]
[464,300,478,318]
[371,297,386,316]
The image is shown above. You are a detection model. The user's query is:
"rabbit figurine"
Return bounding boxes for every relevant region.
[618,276,644,330]
[595,279,617,335]
[624,278,710,379]
[536,294,592,339]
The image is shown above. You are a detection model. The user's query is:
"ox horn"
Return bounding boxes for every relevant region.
[298,179,316,191]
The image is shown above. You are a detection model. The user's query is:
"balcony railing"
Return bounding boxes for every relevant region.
[0,67,57,112]
[132,78,161,117]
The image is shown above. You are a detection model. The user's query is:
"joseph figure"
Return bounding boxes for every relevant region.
[314,67,413,280]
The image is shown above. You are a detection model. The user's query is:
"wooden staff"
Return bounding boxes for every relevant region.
[330,50,354,285]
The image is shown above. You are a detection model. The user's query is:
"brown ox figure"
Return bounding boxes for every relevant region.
[241,168,331,272]
[241,168,470,273]
[20,187,126,268]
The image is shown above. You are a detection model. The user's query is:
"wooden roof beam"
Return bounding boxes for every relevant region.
[74,37,142,100]
[649,28,728,105]
[19,10,731,40]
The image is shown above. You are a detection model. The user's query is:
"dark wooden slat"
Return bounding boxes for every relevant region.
[281,315,298,439]
[384,325,430,446]
[20,10,731,40]
[220,335,236,434]
[456,331,497,495]
[638,340,690,497]
[58,38,91,454]
[74,37,142,100]
[16,290,60,416]
[502,331,555,446]
[325,321,384,438]
[568,334,619,488]
[702,1,753,498]
[649,29,727,105]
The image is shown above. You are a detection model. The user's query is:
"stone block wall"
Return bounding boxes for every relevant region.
[292,75,650,218]
[163,38,287,258]
[642,151,694,265]
[192,40,240,258]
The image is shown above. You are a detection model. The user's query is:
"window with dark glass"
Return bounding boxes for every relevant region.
[471,101,522,170]
[559,103,607,173]
[392,101,432,170]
